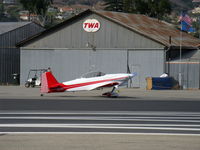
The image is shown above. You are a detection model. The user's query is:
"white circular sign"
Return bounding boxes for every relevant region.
[83,19,100,32]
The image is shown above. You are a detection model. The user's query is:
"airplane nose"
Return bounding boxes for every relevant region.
[128,74,133,79]
[129,72,137,78]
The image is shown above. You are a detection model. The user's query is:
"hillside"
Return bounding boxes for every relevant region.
[169,0,194,10]
[53,0,196,11]
[53,0,101,5]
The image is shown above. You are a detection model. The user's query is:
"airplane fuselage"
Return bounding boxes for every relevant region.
[62,74,132,92]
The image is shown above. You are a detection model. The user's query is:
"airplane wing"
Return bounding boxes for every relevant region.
[94,81,119,89]
[66,81,119,91]
[88,81,119,90]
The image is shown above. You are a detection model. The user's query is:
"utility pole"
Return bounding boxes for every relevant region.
[179,21,183,89]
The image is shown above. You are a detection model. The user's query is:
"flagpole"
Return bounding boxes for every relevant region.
[178,11,195,89]
[179,21,182,89]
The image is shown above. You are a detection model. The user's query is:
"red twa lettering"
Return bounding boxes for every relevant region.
[84,23,99,28]
[88,23,95,28]
[84,23,88,28]
[94,23,99,28]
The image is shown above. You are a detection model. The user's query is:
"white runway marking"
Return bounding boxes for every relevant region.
[1,116,200,123]
[0,111,200,114]
[1,132,200,136]
[0,124,200,131]
[1,111,200,135]
[1,111,200,116]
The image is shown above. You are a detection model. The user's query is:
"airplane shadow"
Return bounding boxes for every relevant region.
[43,94,139,100]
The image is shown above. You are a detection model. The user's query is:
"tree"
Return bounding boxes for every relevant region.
[103,0,124,12]
[103,0,171,20]
[122,0,148,14]
[123,0,133,13]
[135,0,149,14]
[146,0,171,19]
[19,0,36,20]
[0,3,4,19]
[34,0,53,17]
[19,0,53,25]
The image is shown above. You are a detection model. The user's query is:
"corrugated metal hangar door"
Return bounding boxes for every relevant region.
[20,49,127,84]
[128,49,164,88]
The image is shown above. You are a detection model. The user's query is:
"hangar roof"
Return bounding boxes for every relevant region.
[17,9,200,48]
[97,10,200,47]
[0,22,31,35]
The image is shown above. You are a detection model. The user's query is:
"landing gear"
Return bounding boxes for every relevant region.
[102,86,119,98]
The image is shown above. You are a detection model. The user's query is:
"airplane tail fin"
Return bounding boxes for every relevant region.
[40,71,65,93]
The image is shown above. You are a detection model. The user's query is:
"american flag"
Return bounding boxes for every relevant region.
[179,12,192,26]
[179,12,195,32]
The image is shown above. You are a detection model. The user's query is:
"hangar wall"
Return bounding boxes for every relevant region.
[24,14,163,49]
[167,62,200,89]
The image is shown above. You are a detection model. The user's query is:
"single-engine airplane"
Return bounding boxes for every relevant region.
[40,71,137,97]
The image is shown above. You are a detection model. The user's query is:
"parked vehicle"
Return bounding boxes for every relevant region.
[25,69,47,88]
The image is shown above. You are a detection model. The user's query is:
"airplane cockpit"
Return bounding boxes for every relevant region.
[81,71,106,78]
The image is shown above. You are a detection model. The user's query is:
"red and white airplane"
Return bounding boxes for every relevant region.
[40,71,137,97]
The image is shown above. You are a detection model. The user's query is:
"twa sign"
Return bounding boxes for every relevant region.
[83,19,100,32]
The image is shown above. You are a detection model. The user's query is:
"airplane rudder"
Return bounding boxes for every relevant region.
[40,72,49,93]
[46,71,59,86]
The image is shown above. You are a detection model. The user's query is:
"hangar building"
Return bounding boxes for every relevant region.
[0,22,44,85]
[18,10,200,88]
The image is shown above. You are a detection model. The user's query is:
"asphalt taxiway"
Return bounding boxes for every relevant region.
[0,86,200,150]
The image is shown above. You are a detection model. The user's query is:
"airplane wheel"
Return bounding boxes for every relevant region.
[40,94,44,96]
[102,92,119,98]
[25,82,30,88]
[102,92,111,97]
